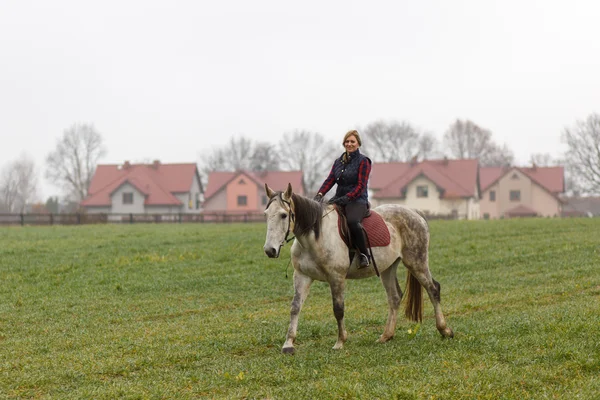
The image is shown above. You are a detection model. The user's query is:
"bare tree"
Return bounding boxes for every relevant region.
[417,132,442,160]
[361,120,423,162]
[482,143,514,167]
[562,113,600,194]
[250,142,280,172]
[201,135,281,176]
[529,153,558,167]
[45,123,106,201]
[0,154,38,212]
[277,130,337,194]
[443,119,514,166]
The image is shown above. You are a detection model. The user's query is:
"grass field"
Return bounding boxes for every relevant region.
[1,217,599,399]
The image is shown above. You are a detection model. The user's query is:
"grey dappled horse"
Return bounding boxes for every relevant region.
[263,183,454,354]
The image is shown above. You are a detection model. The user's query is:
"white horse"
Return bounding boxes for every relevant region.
[263,183,454,354]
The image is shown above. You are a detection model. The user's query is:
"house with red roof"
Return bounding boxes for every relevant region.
[369,158,481,219]
[479,165,564,218]
[203,170,303,213]
[80,161,203,214]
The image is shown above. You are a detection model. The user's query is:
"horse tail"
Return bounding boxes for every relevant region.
[404,271,423,322]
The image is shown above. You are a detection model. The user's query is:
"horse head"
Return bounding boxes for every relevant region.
[263,183,295,258]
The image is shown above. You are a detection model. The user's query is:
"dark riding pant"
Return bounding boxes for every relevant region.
[345,202,369,255]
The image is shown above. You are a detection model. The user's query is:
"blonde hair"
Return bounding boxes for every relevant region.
[342,130,362,163]
[342,130,362,146]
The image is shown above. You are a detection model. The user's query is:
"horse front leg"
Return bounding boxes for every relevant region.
[329,279,347,350]
[282,271,313,354]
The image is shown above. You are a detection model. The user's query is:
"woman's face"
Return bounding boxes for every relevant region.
[344,135,360,153]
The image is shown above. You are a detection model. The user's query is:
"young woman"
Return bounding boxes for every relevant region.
[314,130,372,268]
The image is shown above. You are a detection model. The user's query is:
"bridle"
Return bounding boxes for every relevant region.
[266,192,296,252]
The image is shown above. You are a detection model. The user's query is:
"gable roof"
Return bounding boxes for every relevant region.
[81,162,201,207]
[371,159,479,199]
[204,170,304,201]
[480,166,564,195]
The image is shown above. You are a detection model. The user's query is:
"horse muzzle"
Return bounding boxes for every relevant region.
[264,246,280,258]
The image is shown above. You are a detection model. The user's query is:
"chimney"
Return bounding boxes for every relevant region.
[443,156,449,166]
[531,162,537,171]
[152,160,161,169]
[410,155,418,166]
[123,161,131,169]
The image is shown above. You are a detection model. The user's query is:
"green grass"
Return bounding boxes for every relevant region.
[1,218,599,399]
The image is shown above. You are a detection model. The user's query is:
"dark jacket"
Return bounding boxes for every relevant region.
[318,149,372,205]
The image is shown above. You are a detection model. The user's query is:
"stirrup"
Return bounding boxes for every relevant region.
[357,253,370,269]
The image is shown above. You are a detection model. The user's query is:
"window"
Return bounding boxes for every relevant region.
[511,173,519,180]
[237,195,247,206]
[238,179,246,184]
[122,192,133,204]
[510,190,521,201]
[416,185,428,198]
[490,190,496,202]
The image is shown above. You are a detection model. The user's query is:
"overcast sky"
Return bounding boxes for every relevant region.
[1,0,599,199]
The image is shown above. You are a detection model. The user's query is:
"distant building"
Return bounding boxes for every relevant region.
[479,165,564,218]
[80,161,203,214]
[369,158,481,220]
[561,196,600,217]
[203,170,303,213]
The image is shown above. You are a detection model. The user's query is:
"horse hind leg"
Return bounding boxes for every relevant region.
[282,271,313,354]
[378,258,403,343]
[404,259,454,339]
[329,279,347,350]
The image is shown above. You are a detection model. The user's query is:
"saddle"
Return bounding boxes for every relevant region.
[335,205,391,249]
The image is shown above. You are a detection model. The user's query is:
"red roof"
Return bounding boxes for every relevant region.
[480,166,564,195]
[371,159,479,199]
[204,170,304,201]
[505,204,538,217]
[81,162,201,207]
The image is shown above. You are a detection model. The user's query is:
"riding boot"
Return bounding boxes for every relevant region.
[349,223,370,269]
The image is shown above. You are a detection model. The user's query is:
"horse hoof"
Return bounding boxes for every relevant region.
[282,347,295,355]
[441,328,454,339]
[377,335,393,343]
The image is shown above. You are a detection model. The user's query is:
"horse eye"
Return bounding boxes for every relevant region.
[280,213,287,219]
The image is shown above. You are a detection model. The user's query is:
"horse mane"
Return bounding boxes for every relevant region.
[291,193,326,240]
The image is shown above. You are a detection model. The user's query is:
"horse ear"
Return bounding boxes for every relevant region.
[284,183,293,200]
[265,183,276,198]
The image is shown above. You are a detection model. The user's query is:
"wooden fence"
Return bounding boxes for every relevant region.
[0,212,267,226]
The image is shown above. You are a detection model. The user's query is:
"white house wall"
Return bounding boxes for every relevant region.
[374,176,478,220]
[110,183,146,213]
[203,189,228,212]
[85,206,111,214]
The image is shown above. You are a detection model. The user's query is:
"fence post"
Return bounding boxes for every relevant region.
[178,213,182,223]
[20,213,24,226]
[129,213,133,224]
[50,213,54,225]
[77,213,81,224]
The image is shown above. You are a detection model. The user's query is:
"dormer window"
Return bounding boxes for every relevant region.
[511,173,519,180]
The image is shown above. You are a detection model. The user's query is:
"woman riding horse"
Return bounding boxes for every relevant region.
[314,130,372,268]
